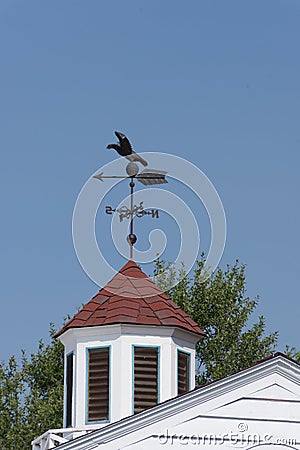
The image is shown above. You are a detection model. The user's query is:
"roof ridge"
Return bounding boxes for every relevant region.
[119,260,146,275]
[127,277,146,299]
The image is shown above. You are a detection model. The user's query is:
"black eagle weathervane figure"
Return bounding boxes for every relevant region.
[107,131,148,167]
[94,131,167,259]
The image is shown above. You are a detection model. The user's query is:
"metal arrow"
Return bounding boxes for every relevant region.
[93,169,167,185]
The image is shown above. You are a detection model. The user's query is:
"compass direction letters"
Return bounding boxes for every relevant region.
[105,202,159,222]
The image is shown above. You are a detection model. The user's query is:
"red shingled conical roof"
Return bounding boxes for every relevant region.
[56,260,204,338]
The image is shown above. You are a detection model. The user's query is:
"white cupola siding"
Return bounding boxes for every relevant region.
[55,261,203,435]
[58,324,200,432]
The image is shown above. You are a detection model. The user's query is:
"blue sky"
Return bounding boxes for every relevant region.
[0,0,299,362]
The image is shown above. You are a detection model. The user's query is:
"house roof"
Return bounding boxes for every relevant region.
[54,352,300,450]
[55,260,204,338]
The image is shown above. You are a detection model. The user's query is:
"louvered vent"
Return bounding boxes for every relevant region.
[88,348,109,422]
[66,353,73,427]
[177,351,190,395]
[134,347,158,414]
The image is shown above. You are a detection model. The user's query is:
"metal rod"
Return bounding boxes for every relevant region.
[130,178,134,236]
[129,178,135,259]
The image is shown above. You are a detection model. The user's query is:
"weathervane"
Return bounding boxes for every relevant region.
[93,131,167,259]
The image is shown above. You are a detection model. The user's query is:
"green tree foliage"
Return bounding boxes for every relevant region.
[284,345,300,362]
[154,256,282,384]
[0,325,64,450]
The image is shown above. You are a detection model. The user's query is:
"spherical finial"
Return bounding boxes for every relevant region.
[126,162,139,177]
[127,233,137,245]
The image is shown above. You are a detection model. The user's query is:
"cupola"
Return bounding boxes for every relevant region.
[55,260,204,435]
